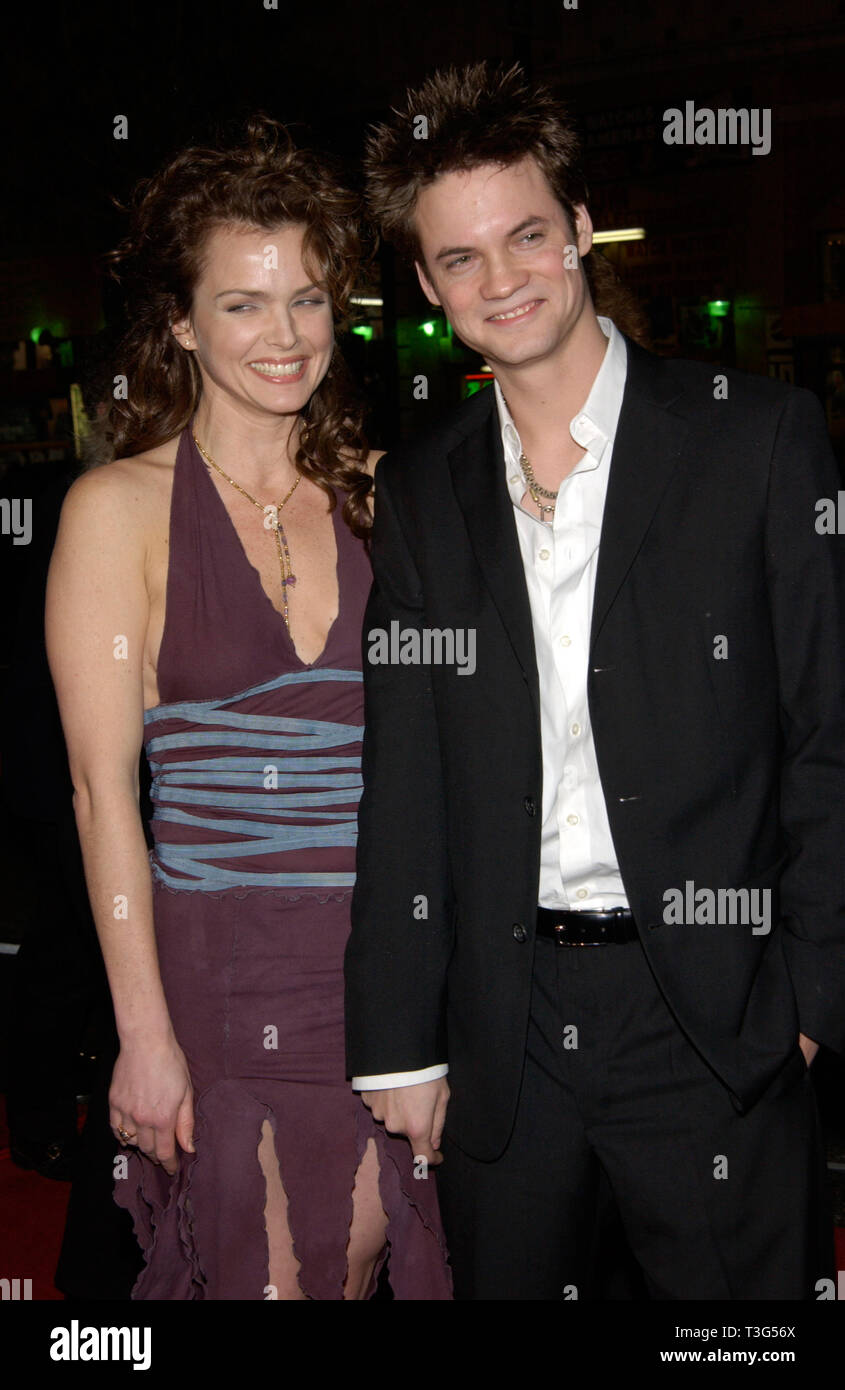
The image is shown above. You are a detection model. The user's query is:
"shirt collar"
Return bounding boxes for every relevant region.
[494,316,627,473]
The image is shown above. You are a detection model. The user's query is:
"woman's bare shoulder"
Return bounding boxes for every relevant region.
[63,439,179,523]
[91,436,179,490]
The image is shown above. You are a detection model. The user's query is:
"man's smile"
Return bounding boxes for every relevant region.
[486,298,544,323]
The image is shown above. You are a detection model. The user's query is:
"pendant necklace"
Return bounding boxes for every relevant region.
[193,433,300,632]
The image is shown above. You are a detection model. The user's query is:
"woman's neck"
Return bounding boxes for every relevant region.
[191,393,302,494]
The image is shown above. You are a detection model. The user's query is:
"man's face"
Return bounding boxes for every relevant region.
[413,156,594,373]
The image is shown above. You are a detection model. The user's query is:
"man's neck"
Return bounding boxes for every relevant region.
[493,310,609,469]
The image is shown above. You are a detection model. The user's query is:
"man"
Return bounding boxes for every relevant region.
[344,61,845,1299]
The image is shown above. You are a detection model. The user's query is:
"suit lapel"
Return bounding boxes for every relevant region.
[589,340,688,655]
[448,398,541,722]
[445,339,689,703]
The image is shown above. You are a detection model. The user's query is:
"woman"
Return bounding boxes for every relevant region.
[45,118,452,1300]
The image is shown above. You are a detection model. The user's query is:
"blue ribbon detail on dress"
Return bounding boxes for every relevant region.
[143,668,363,891]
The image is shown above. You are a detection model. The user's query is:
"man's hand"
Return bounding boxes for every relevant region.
[360,1078,450,1166]
[798,1032,820,1067]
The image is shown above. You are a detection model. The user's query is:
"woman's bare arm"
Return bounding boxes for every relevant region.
[46,465,193,1174]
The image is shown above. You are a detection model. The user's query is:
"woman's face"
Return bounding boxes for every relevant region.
[172,221,335,418]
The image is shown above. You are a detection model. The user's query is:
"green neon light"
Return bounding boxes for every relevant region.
[420,320,437,337]
[707,300,731,318]
[351,325,373,341]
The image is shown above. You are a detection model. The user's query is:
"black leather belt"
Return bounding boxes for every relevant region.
[536,906,638,945]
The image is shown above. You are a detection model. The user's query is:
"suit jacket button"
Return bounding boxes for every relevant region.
[523,796,536,816]
[512,923,527,942]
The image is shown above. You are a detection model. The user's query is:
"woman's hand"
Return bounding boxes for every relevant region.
[110,1035,195,1177]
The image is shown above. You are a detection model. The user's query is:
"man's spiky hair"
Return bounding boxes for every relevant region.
[364,61,589,264]
[364,59,652,348]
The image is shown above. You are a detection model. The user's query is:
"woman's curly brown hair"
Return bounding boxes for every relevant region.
[103,115,373,539]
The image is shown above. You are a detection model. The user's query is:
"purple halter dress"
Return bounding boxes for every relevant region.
[113,428,452,1300]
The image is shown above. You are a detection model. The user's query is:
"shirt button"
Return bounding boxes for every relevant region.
[576,888,589,900]
[538,548,550,561]
[566,814,579,826]
[570,722,581,737]
[512,922,527,943]
[509,474,521,485]
[560,635,571,647]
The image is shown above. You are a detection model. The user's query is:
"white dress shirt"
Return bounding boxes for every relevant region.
[503,316,629,910]
[353,316,629,1091]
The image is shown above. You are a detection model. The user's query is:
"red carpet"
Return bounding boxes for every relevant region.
[0,1093,74,1299]
[0,1151,70,1299]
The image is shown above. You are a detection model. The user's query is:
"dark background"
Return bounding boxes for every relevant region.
[2,0,845,454]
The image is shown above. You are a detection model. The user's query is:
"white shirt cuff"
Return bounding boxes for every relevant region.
[351,1063,448,1091]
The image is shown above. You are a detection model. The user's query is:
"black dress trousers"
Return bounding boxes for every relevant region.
[436,934,832,1300]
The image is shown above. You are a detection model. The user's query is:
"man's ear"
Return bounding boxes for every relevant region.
[572,204,594,258]
[414,259,441,308]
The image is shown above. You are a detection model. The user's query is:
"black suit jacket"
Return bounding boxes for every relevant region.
[345,336,845,1162]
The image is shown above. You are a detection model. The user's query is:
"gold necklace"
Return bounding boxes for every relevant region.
[193,433,301,633]
[519,451,557,521]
